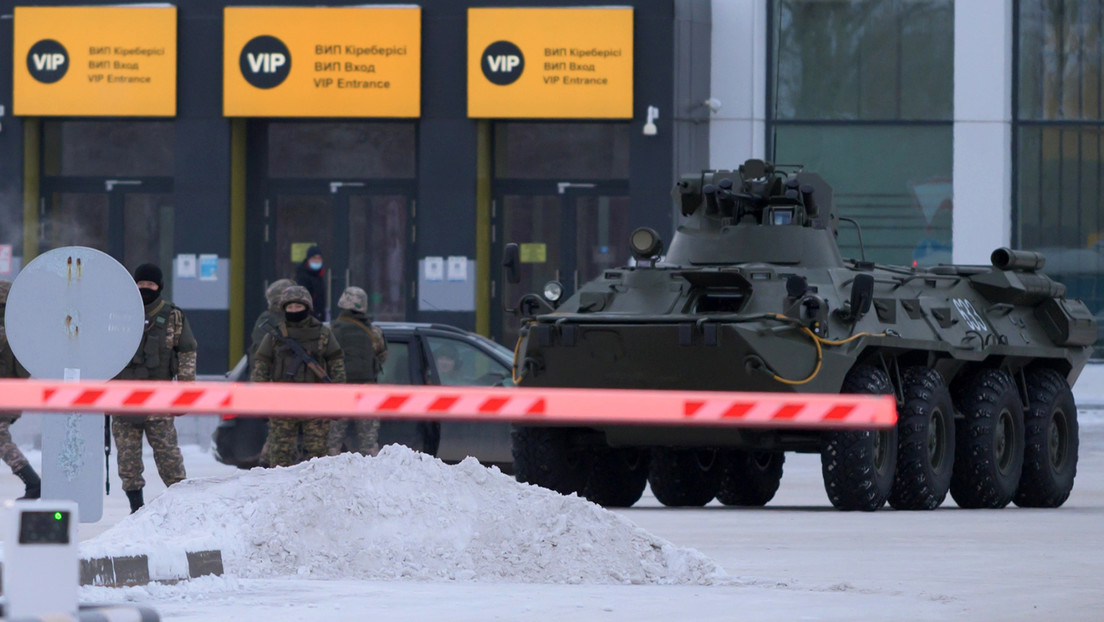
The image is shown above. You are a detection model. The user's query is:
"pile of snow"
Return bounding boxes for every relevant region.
[82,446,726,585]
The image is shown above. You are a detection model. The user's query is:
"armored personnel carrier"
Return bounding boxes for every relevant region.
[504,159,1095,511]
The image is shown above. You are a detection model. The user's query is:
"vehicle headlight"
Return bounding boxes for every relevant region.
[543,280,564,303]
[629,227,664,261]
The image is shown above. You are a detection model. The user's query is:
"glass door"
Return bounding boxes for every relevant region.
[42,180,174,282]
[266,183,412,322]
[492,184,630,344]
[346,193,410,321]
[270,192,333,317]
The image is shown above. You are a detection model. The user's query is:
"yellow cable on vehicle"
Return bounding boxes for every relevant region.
[772,326,824,386]
[512,321,536,385]
[765,314,886,385]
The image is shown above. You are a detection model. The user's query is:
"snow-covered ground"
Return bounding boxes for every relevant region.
[3,404,1104,620]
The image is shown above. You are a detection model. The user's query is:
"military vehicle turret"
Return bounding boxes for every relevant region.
[504,159,1095,511]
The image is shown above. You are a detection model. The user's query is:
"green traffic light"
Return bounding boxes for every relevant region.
[54,512,62,521]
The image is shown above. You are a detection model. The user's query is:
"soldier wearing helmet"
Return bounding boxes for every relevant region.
[0,280,38,499]
[328,286,388,457]
[245,278,296,467]
[251,285,346,466]
[249,278,296,374]
[114,263,196,513]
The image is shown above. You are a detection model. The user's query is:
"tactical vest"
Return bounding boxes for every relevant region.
[331,314,381,383]
[271,321,330,383]
[249,309,281,371]
[118,301,177,381]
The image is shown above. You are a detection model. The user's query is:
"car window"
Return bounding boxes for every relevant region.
[471,334,515,363]
[380,340,411,384]
[424,336,510,386]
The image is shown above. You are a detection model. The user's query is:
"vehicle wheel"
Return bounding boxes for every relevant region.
[512,426,592,496]
[950,369,1025,509]
[714,450,784,506]
[418,421,441,456]
[889,367,956,510]
[212,417,268,469]
[821,365,897,511]
[1014,368,1078,508]
[648,448,716,507]
[583,448,650,508]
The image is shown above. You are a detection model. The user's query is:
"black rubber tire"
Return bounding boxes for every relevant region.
[1014,368,1078,508]
[714,450,785,506]
[889,367,956,510]
[648,448,717,507]
[821,365,897,511]
[512,426,593,496]
[950,369,1025,509]
[583,448,650,508]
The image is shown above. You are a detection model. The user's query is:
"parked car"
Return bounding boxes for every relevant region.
[212,322,515,470]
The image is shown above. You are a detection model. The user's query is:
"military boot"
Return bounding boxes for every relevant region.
[15,464,40,500]
[126,488,144,513]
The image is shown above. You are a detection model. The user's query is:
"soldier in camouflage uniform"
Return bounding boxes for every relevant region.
[250,279,296,372]
[251,286,346,467]
[0,280,39,499]
[249,279,295,467]
[114,264,195,513]
[328,286,388,457]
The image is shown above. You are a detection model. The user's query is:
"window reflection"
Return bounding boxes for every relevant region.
[43,121,174,176]
[773,0,953,121]
[770,0,954,267]
[1017,2,1104,355]
[267,122,415,179]
[494,123,630,179]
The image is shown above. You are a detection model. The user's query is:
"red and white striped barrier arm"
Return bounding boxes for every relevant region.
[0,379,896,429]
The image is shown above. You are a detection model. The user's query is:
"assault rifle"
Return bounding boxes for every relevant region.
[105,414,111,495]
[263,325,333,383]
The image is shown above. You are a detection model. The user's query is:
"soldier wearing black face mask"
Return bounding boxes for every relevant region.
[114,263,196,513]
[252,285,346,466]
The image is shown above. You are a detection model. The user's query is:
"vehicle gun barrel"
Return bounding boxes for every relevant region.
[991,247,1046,272]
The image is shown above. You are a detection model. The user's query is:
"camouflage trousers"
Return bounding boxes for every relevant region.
[112,415,187,492]
[267,418,329,467]
[0,415,29,473]
[328,418,380,457]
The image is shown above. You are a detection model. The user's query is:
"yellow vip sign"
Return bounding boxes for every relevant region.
[468,8,633,119]
[224,7,421,118]
[13,6,177,117]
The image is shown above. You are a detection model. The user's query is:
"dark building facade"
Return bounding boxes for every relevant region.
[0,0,711,373]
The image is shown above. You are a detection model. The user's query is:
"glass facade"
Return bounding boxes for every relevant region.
[493,123,631,179]
[1016,0,1104,356]
[769,0,954,265]
[267,122,416,179]
[43,121,175,177]
[39,121,175,279]
[490,122,631,343]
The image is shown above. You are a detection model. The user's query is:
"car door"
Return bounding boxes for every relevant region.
[420,333,514,467]
[376,331,440,455]
[422,335,512,387]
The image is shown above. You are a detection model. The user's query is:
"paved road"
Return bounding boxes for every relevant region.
[2,414,1101,621]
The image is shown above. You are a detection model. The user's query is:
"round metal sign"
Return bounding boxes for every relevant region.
[4,247,144,380]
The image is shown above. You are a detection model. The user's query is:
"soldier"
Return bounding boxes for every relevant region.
[251,286,345,467]
[250,279,296,373]
[114,264,195,513]
[248,278,295,468]
[0,280,39,499]
[328,286,388,457]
